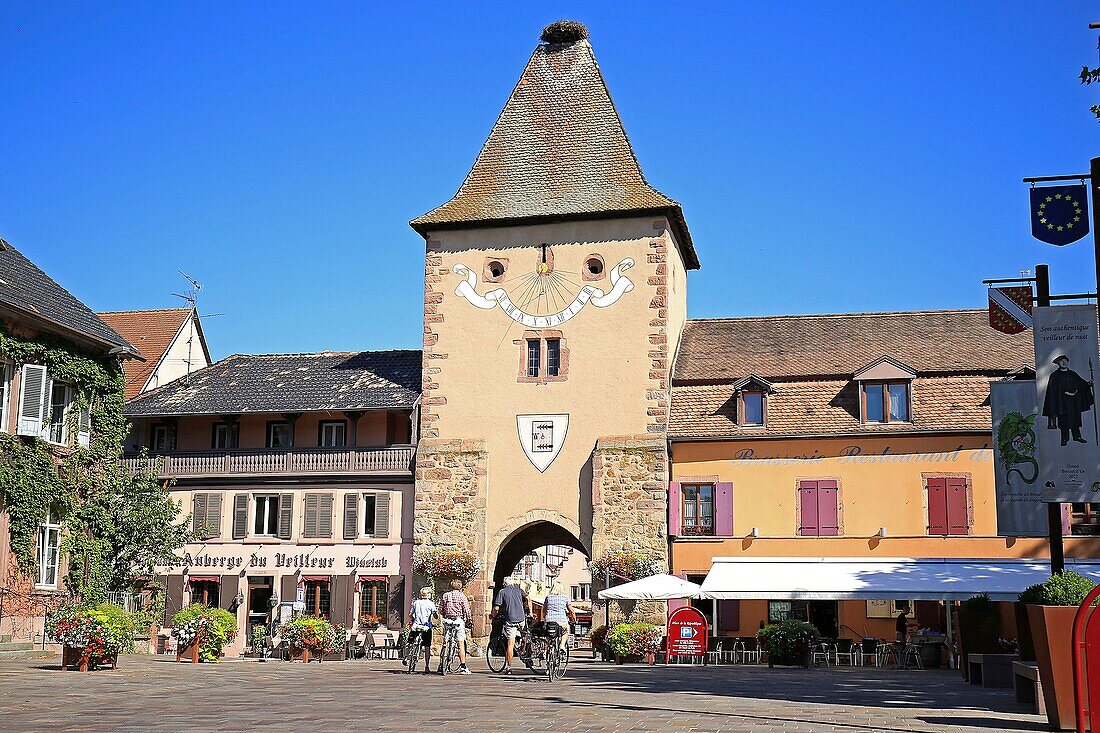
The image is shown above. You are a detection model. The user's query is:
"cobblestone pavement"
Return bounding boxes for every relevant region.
[0,655,1045,732]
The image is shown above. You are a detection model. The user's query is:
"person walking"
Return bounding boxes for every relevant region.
[439,579,472,675]
[491,577,531,674]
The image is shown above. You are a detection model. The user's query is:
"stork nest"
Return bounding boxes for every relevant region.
[541,20,589,45]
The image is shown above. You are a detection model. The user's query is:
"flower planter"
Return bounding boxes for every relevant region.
[289,646,315,663]
[956,609,1000,682]
[61,645,118,672]
[1028,604,1077,730]
[1013,601,1037,662]
[176,640,201,664]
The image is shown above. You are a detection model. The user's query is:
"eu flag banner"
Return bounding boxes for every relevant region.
[1030,184,1090,246]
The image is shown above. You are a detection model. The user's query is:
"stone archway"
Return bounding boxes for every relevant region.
[488,510,589,590]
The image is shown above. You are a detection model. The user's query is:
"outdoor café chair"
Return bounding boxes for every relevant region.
[706,640,735,665]
[901,642,924,670]
[811,642,833,667]
[348,632,368,659]
[834,638,860,666]
[735,637,762,664]
[876,641,897,668]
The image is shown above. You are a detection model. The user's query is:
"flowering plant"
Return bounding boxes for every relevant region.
[48,603,136,667]
[589,551,662,585]
[359,613,385,628]
[412,547,481,582]
[172,605,238,663]
[280,616,347,654]
[607,623,662,658]
[757,619,821,666]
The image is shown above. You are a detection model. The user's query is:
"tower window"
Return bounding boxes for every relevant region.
[547,339,561,377]
[516,331,568,383]
[526,340,541,377]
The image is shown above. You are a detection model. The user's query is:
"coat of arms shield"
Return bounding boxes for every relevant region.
[516,414,569,472]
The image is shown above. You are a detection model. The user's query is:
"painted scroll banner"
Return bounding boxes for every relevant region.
[1033,305,1100,502]
[990,379,1044,536]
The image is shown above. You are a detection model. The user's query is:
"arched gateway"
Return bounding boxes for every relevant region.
[410,22,699,638]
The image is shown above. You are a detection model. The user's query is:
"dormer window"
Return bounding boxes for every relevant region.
[854,357,916,424]
[732,375,773,428]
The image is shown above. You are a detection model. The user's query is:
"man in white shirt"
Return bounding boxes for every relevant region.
[407,587,438,674]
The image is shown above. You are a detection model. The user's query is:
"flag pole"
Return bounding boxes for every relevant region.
[1092,358,1099,445]
[1037,266,1066,575]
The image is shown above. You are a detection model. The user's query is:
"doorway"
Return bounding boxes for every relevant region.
[246,577,274,643]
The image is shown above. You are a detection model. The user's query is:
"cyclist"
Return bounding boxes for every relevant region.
[439,579,472,675]
[491,576,532,674]
[542,583,576,652]
[406,586,438,674]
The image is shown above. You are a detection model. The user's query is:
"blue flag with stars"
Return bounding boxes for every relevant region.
[1030,184,1089,246]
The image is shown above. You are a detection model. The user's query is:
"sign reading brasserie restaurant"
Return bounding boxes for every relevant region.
[1033,305,1100,502]
[155,544,399,574]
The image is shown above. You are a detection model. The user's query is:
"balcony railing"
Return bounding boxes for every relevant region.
[122,445,414,478]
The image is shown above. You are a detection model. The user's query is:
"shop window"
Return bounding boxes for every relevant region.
[253,495,281,537]
[212,422,238,450]
[769,600,810,624]
[516,331,568,383]
[189,579,220,608]
[797,480,840,536]
[861,381,911,423]
[925,476,969,535]
[266,421,291,448]
[359,578,387,624]
[1070,503,1100,535]
[36,510,61,588]
[740,390,765,427]
[682,483,715,536]
[304,579,331,618]
[319,421,346,448]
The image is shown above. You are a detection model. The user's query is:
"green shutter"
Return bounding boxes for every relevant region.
[343,493,359,540]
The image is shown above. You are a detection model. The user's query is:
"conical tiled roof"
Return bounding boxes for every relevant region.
[411,36,698,269]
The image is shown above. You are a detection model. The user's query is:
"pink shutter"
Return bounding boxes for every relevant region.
[817,480,839,536]
[715,482,734,537]
[667,573,688,613]
[798,481,819,536]
[669,482,682,537]
[926,478,948,535]
[946,478,969,535]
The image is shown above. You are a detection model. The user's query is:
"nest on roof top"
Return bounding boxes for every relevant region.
[541,20,588,45]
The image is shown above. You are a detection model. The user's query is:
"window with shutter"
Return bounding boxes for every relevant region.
[0,362,10,434]
[76,398,91,447]
[204,493,222,539]
[193,494,209,537]
[343,494,359,540]
[17,364,48,437]
[232,494,248,539]
[277,493,294,539]
[361,494,377,535]
[925,477,949,535]
[373,492,390,539]
[799,480,840,536]
[946,477,970,535]
[798,481,820,536]
[668,482,682,537]
[318,493,333,538]
[303,493,320,538]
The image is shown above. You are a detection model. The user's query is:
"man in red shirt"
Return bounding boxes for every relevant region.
[439,579,472,674]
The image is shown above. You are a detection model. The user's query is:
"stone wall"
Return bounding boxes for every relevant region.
[591,434,668,626]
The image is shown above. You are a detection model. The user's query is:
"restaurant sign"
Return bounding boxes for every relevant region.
[667,606,708,657]
[155,543,400,575]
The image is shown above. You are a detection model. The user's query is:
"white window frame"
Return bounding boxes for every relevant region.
[151,424,170,452]
[320,421,346,448]
[0,361,10,434]
[36,510,61,589]
[361,492,378,537]
[253,494,280,537]
[43,381,72,445]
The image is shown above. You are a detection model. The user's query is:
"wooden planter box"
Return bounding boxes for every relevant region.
[176,640,201,664]
[61,645,118,672]
[1028,604,1077,730]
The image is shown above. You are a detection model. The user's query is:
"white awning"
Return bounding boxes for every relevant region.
[598,573,703,600]
[699,557,1100,602]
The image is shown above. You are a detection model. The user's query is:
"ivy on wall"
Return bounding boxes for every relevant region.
[0,325,189,602]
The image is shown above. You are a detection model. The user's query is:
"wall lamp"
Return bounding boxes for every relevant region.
[877,527,887,538]
[749,527,760,538]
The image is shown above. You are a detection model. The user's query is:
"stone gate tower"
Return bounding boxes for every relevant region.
[410,21,698,633]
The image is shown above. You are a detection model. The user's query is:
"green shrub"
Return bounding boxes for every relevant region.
[757,620,820,665]
[172,604,238,663]
[961,593,995,613]
[606,623,662,658]
[1019,571,1097,606]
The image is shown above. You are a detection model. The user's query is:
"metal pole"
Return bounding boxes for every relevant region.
[1037,265,1066,574]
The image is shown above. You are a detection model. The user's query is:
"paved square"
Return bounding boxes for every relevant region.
[0,655,1044,732]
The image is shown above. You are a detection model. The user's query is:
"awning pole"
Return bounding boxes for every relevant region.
[946,601,955,670]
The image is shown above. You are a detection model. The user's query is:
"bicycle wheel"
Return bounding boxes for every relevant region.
[553,642,570,680]
[545,641,558,682]
[485,635,507,673]
[404,635,420,674]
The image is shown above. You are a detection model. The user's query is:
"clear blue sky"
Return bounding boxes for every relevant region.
[1,2,1097,359]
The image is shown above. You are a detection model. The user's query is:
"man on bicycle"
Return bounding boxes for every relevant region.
[439,579,472,675]
[407,586,438,674]
[542,584,576,652]
[491,576,531,674]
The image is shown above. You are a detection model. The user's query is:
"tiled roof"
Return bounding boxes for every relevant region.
[675,310,1033,382]
[123,350,422,416]
[97,308,197,400]
[411,37,699,269]
[670,309,1035,440]
[0,238,133,352]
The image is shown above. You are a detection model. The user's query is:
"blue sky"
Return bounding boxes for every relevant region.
[1,3,1097,359]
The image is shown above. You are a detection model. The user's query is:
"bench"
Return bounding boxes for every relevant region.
[967,653,1017,688]
[1012,661,1046,715]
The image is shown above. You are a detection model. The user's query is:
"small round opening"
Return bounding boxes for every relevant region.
[489,261,505,279]
[585,257,604,277]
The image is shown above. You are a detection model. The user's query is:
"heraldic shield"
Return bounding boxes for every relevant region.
[1030,184,1089,246]
[517,414,569,473]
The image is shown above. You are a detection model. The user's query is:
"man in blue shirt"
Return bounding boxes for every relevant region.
[491,577,531,674]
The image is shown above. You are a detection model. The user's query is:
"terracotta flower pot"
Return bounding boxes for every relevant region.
[1028,604,1077,730]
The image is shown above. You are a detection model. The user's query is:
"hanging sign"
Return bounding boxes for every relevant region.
[1030,185,1089,246]
[667,606,708,657]
[991,380,1044,535]
[1033,305,1100,501]
[988,286,1033,334]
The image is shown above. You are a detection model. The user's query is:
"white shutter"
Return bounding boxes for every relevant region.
[17,364,47,437]
[76,397,92,447]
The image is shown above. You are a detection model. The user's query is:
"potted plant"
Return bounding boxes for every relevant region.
[172,604,238,663]
[412,547,481,585]
[359,613,385,629]
[588,552,662,591]
[1022,571,1096,730]
[606,623,662,664]
[956,593,1001,681]
[757,620,821,668]
[49,603,136,672]
[280,616,347,663]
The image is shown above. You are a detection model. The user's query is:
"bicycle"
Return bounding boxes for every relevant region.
[438,619,465,675]
[487,618,534,673]
[403,626,430,674]
[541,623,570,681]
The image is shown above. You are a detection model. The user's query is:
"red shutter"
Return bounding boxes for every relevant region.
[668,482,682,537]
[817,480,839,536]
[946,478,969,535]
[715,482,734,537]
[926,477,948,535]
[798,481,819,536]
